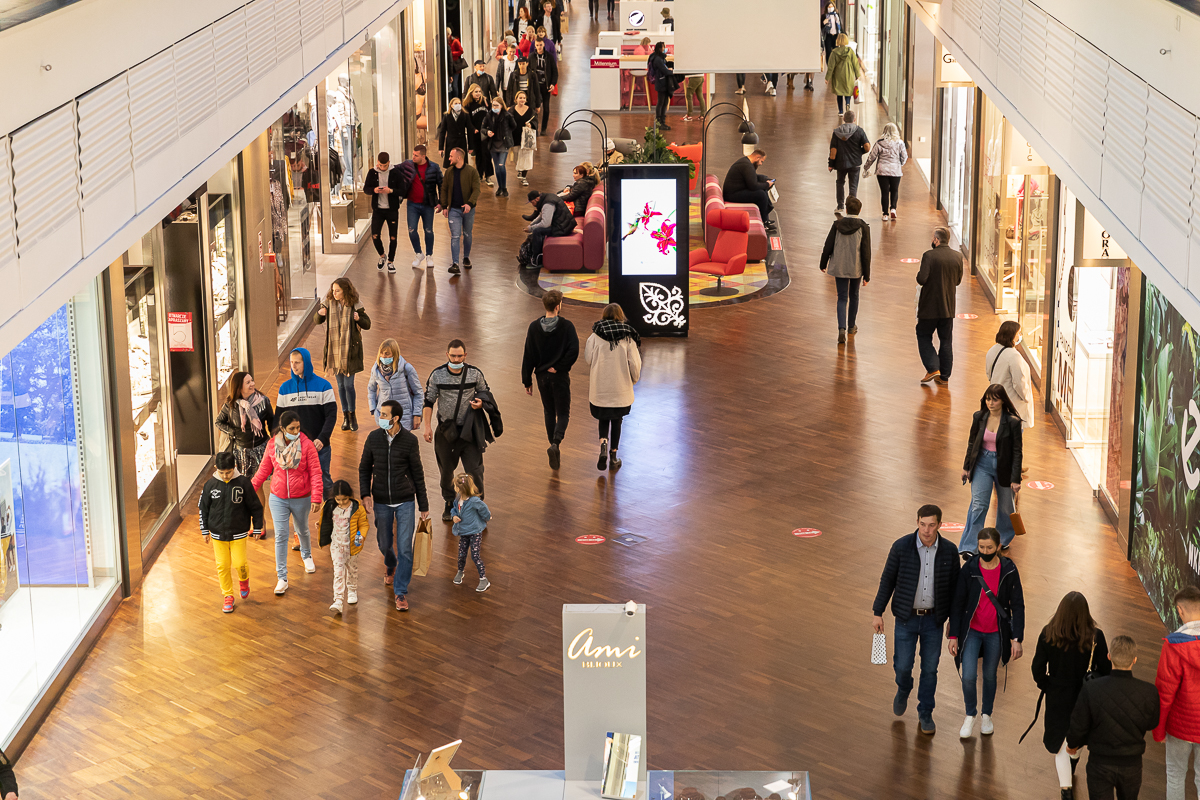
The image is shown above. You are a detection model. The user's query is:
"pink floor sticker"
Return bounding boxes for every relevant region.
[1027,481,1055,490]
[792,528,823,538]
[575,535,606,545]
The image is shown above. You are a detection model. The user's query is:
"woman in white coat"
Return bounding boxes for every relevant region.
[584,303,642,471]
[985,320,1035,429]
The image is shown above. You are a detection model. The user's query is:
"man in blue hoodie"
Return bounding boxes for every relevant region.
[277,348,337,497]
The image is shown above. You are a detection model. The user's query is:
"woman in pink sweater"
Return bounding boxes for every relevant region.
[253,410,323,595]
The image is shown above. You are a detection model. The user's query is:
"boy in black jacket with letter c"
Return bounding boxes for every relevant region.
[198,452,264,614]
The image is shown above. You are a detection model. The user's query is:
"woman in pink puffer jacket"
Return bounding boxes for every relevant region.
[253,410,323,595]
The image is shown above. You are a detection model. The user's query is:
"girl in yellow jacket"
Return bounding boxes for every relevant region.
[319,480,371,615]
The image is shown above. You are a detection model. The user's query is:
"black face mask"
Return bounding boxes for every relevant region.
[978,550,999,565]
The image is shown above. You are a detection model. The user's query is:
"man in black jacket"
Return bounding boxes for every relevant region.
[916,226,965,384]
[466,60,498,103]
[873,504,961,735]
[359,400,431,613]
[198,452,264,613]
[827,108,871,213]
[362,151,411,273]
[722,150,777,231]
[522,191,576,269]
[1068,635,1160,800]
[531,38,558,133]
[522,289,579,469]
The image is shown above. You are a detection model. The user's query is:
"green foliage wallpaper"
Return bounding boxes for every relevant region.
[1133,282,1200,629]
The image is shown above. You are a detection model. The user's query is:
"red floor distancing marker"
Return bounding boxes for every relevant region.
[956,313,978,320]
[792,528,823,538]
[770,236,782,250]
[940,522,965,533]
[1027,481,1055,491]
[575,534,606,545]
[900,257,920,263]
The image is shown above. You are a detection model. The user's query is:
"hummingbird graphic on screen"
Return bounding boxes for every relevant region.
[622,202,663,241]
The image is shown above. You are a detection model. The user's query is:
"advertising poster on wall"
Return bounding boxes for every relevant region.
[0,459,16,605]
[1132,282,1200,626]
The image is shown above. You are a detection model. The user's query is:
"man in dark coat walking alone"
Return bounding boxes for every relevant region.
[915,226,964,385]
[522,289,579,469]
[873,504,961,735]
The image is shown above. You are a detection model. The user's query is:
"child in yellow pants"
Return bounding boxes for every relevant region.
[198,452,264,613]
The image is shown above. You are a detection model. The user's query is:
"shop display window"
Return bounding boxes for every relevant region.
[269,96,321,350]
[404,2,431,148]
[0,280,120,749]
[207,192,242,391]
[939,86,974,251]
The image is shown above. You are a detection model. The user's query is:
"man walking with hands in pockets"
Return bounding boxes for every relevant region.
[873,504,961,734]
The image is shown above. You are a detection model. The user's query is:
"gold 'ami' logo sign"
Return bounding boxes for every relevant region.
[567,628,642,669]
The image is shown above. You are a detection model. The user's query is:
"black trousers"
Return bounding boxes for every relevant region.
[655,82,671,122]
[473,141,494,179]
[726,188,771,222]
[371,208,400,261]
[598,418,623,450]
[877,175,902,213]
[536,371,571,443]
[433,426,485,504]
[540,85,553,132]
[588,0,598,14]
[835,167,860,208]
[1086,759,1142,800]
[915,317,955,378]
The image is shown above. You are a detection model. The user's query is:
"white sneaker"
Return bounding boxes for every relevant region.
[767,83,776,96]
[485,177,495,187]
[412,252,424,267]
[890,209,897,220]
[274,579,288,595]
[377,257,386,270]
[347,590,357,604]
[980,714,994,735]
[735,87,746,95]
[883,214,891,221]
[386,262,395,274]
[330,600,343,615]
[425,255,435,269]
[303,557,316,573]
[959,715,975,739]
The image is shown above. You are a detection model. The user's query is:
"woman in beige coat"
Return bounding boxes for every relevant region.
[584,304,642,471]
[985,320,1034,429]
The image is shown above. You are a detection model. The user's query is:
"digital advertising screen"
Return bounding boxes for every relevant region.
[619,178,679,276]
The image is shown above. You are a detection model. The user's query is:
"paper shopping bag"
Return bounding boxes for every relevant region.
[871,632,888,665]
[412,517,433,577]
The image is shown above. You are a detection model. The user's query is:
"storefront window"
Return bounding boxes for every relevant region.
[269,96,321,350]
[975,98,1005,301]
[325,61,359,245]
[0,280,121,748]
[881,0,907,132]
[858,0,880,89]
[207,192,242,390]
[404,1,431,148]
[939,86,974,250]
[123,232,172,543]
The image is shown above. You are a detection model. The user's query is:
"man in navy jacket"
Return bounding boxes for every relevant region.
[872,504,961,734]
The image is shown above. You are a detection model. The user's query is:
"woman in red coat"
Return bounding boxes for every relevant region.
[253,410,323,595]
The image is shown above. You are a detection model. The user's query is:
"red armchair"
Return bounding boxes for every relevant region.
[689,208,749,296]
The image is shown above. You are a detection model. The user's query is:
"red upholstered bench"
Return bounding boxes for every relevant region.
[704,174,768,263]
[544,185,606,273]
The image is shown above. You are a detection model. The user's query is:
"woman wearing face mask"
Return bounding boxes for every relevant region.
[959,384,1023,553]
[316,277,371,432]
[482,96,515,196]
[214,371,276,527]
[437,96,472,169]
[985,320,1035,430]
[507,90,538,186]
[252,410,324,595]
[822,2,843,65]
[367,338,423,431]
[464,84,495,188]
[947,526,1026,741]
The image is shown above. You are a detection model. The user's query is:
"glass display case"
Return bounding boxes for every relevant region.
[207,192,242,391]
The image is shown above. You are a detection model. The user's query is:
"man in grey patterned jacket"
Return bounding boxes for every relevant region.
[422,339,490,521]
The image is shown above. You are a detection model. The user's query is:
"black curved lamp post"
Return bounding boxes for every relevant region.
[698,110,760,244]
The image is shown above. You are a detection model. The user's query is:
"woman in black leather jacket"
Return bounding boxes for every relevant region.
[558,163,599,216]
[959,383,1023,553]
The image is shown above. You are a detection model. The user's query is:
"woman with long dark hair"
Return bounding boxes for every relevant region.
[647,41,675,130]
[316,277,371,431]
[214,371,275,518]
[959,383,1023,553]
[1028,592,1111,799]
[583,304,642,470]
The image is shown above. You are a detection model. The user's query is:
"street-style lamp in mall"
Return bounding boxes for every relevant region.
[549,109,610,172]
[698,109,760,234]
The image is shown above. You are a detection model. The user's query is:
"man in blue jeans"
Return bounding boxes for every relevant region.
[359,400,430,612]
[872,504,961,734]
[401,144,442,270]
[441,147,480,275]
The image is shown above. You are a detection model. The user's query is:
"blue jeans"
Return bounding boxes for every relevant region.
[959,449,1016,551]
[835,277,860,329]
[893,613,943,717]
[407,202,435,255]
[269,494,312,580]
[448,207,475,264]
[959,629,1002,716]
[491,151,508,191]
[375,501,416,596]
[316,441,333,499]
[916,317,955,378]
[336,373,356,413]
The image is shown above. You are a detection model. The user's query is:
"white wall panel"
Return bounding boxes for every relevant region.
[128,50,180,212]
[174,29,218,136]
[11,106,82,307]
[1017,4,1046,132]
[949,0,982,62]
[1041,18,1073,156]
[670,0,821,72]
[76,77,135,254]
[300,0,326,73]
[1140,95,1195,287]
[1068,39,1105,194]
[995,0,1022,96]
[324,0,344,55]
[1100,62,1147,237]
[0,138,19,325]
[978,0,1001,77]
[214,11,249,106]
[246,0,278,85]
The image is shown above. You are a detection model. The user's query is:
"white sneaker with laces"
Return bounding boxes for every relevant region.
[274,579,288,595]
[303,557,316,573]
[980,714,994,735]
[330,600,343,615]
[347,590,357,604]
[387,262,395,274]
[377,257,386,270]
[412,252,424,267]
[425,255,435,269]
[959,715,975,739]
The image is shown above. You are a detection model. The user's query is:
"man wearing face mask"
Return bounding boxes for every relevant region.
[422,340,491,523]
[466,59,498,103]
[437,97,472,169]
[359,400,430,612]
[915,227,965,384]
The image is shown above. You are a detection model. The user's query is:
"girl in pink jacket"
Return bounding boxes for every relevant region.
[253,410,323,595]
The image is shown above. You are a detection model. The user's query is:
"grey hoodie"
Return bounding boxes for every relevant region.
[829,123,870,169]
[819,215,872,280]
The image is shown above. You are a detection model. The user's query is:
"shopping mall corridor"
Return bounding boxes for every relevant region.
[12,8,1172,800]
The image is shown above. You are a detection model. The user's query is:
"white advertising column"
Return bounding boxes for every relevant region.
[562,604,648,784]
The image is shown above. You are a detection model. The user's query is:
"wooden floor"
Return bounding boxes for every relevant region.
[12,9,1179,800]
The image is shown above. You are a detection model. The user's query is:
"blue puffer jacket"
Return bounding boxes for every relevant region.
[452,496,491,537]
[366,357,423,429]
